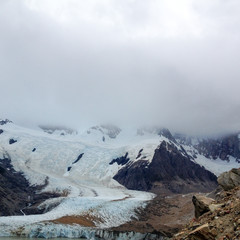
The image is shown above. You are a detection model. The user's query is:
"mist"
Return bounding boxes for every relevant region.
[1,0,240,135]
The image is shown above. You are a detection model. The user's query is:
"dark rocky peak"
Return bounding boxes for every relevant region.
[39,125,78,135]
[0,119,13,125]
[88,124,121,139]
[156,140,182,156]
[173,132,240,162]
[114,140,217,194]
[158,128,176,143]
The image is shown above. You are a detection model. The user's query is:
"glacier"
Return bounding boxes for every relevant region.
[0,121,239,239]
[0,122,159,237]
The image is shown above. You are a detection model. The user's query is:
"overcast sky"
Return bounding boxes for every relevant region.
[0,0,240,135]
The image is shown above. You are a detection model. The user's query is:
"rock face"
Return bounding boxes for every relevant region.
[9,138,17,144]
[72,153,84,164]
[173,167,240,240]
[192,195,214,218]
[195,134,240,161]
[0,119,12,125]
[114,141,217,194]
[158,128,177,143]
[173,186,240,240]
[109,152,130,166]
[0,157,60,216]
[174,132,240,163]
[218,168,240,190]
[187,223,216,240]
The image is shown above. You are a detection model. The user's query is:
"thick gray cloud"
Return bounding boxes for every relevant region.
[0,0,240,135]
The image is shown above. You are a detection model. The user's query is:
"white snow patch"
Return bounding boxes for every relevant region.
[194,155,240,176]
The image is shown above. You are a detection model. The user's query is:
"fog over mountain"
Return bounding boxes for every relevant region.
[1,0,240,135]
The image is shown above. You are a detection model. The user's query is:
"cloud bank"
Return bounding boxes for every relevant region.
[0,0,240,135]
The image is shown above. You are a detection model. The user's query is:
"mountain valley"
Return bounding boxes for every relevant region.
[0,119,240,239]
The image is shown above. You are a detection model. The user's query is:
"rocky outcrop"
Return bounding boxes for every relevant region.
[218,168,240,190]
[72,153,84,164]
[192,196,210,218]
[192,195,225,219]
[173,167,240,240]
[109,152,130,166]
[158,128,177,143]
[114,141,217,194]
[9,138,17,144]
[0,157,60,216]
[173,186,240,240]
[186,223,216,240]
[192,196,213,218]
[0,119,12,125]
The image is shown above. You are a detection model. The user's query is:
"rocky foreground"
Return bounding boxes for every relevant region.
[173,168,240,240]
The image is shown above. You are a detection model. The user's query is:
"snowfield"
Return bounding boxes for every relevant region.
[0,122,239,238]
[0,123,159,237]
[181,144,240,176]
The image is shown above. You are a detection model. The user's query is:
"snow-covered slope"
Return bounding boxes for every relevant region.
[0,120,240,238]
[0,121,163,236]
[179,142,240,177]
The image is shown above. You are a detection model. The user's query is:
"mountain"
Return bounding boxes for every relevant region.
[0,119,240,239]
[173,133,240,176]
[113,141,217,194]
[194,134,240,161]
